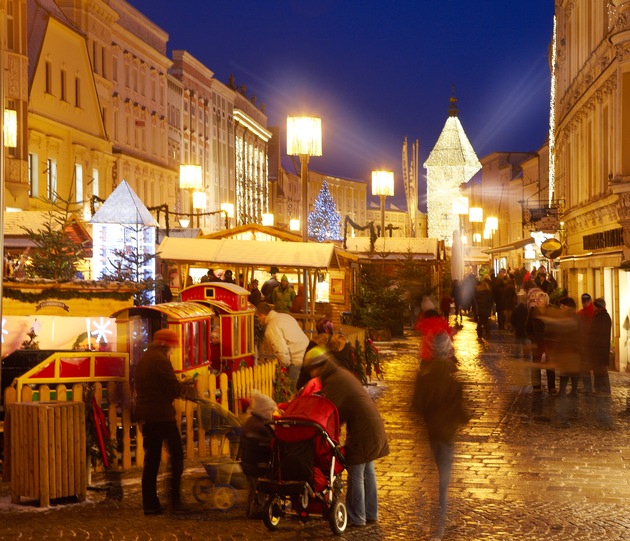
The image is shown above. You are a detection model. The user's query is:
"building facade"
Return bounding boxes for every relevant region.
[553,1,630,370]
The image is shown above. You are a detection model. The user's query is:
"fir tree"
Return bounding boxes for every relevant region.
[98,225,157,305]
[308,180,342,241]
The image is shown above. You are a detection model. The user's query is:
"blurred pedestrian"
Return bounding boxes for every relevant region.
[474,277,493,339]
[540,297,581,427]
[502,275,517,331]
[526,289,557,408]
[303,347,389,528]
[414,309,453,368]
[238,391,276,518]
[223,269,236,284]
[412,331,470,539]
[134,329,196,515]
[510,292,529,359]
[492,268,508,329]
[578,293,595,393]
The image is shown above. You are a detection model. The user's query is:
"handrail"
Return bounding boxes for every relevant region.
[14,351,129,399]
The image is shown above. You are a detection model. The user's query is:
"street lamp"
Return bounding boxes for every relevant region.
[192,190,206,228]
[179,164,202,226]
[469,206,483,246]
[262,213,274,227]
[286,116,322,242]
[220,202,234,228]
[372,171,394,237]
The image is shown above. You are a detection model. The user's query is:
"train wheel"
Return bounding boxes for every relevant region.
[192,477,214,507]
[213,484,238,510]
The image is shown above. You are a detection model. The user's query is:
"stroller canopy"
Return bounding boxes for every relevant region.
[277,394,340,443]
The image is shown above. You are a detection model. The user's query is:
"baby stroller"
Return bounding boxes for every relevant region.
[257,394,347,535]
[191,399,248,510]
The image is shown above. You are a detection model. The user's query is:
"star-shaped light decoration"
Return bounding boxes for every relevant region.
[91,317,113,344]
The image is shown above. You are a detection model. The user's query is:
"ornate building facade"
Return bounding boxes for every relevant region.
[554,0,630,370]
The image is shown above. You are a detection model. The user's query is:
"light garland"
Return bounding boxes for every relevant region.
[548,15,557,206]
[424,111,481,245]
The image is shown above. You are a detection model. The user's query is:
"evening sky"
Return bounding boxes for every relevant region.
[129,0,554,210]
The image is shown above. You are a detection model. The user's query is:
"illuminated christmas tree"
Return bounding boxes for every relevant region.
[308,180,342,241]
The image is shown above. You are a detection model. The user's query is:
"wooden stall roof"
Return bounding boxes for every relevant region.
[345,237,439,260]
[110,301,217,321]
[202,223,302,243]
[157,237,337,269]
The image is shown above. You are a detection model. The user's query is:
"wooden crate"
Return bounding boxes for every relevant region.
[10,401,87,506]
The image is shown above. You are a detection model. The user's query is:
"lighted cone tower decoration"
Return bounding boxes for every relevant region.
[424,90,481,246]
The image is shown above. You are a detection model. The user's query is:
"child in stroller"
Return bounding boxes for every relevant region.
[257,393,348,535]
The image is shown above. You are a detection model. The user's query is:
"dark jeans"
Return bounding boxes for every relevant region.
[141,420,184,510]
[476,315,490,338]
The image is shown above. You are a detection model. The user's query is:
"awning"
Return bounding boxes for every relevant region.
[157,237,336,269]
[483,237,535,255]
[558,249,623,269]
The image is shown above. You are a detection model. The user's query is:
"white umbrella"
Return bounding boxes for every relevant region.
[451,229,464,283]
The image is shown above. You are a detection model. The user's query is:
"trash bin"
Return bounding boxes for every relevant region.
[10,401,87,506]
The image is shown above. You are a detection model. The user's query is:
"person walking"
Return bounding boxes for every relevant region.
[255,302,309,392]
[526,289,556,400]
[474,277,493,339]
[303,347,389,529]
[412,331,470,539]
[272,275,296,313]
[578,293,595,393]
[133,329,195,515]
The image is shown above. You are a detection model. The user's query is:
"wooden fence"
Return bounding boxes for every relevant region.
[3,359,278,476]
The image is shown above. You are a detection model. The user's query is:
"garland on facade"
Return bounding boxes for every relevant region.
[3,285,137,304]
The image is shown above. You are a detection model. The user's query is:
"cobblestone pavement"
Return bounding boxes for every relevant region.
[2,316,630,540]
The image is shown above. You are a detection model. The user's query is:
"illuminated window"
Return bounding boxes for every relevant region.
[47,158,57,201]
[28,153,39,197]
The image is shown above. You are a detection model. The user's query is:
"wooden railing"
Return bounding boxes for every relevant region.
[3,357,278,475]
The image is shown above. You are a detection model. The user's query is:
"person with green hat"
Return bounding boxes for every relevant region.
[272,274,296,313]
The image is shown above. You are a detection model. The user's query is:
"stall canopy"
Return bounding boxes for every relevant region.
[157,237,337,269]
[483,237,535,255]
[345,237,438,260]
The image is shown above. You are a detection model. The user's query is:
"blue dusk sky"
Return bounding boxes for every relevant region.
[129,0,555,210]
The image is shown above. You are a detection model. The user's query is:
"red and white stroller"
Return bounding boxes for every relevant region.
[257,394,347,535]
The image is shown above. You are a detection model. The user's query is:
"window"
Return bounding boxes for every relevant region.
[47,158,57,201]
[6,0,14,50]
[45,61,52,94]
[101,47,106,78]
[75,164,83,203]
[60,69,67,101]
[75,77,81,107]
[92,168,99,198]
[113,57,118,82]
[28,153,38,197]
[92,41,98,73]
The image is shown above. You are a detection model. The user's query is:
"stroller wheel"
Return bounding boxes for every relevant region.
[192,477,214,506]
[328,498,347,536]
[213,484,238,510]
[263,496,283,531]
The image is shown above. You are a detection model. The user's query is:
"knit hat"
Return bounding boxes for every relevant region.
[581,293,592,303]
[250,390,277,421]
[303,346,331,370]
[281,274,288,282]
[593,298,606,309]
[153,329,179,347]
[316,318,334,335]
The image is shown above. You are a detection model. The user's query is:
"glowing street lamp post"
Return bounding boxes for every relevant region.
[179,164,202,227]
[286,116,322,242]
[287,116,322,316]
[372,171,394,237]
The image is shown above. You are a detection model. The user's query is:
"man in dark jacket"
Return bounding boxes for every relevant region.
[134,329,194,515]
[261,266,280,303]
[590,298,612,395]
[303,348,389,528]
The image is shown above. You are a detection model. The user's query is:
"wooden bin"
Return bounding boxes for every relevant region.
[10,401,87,506]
